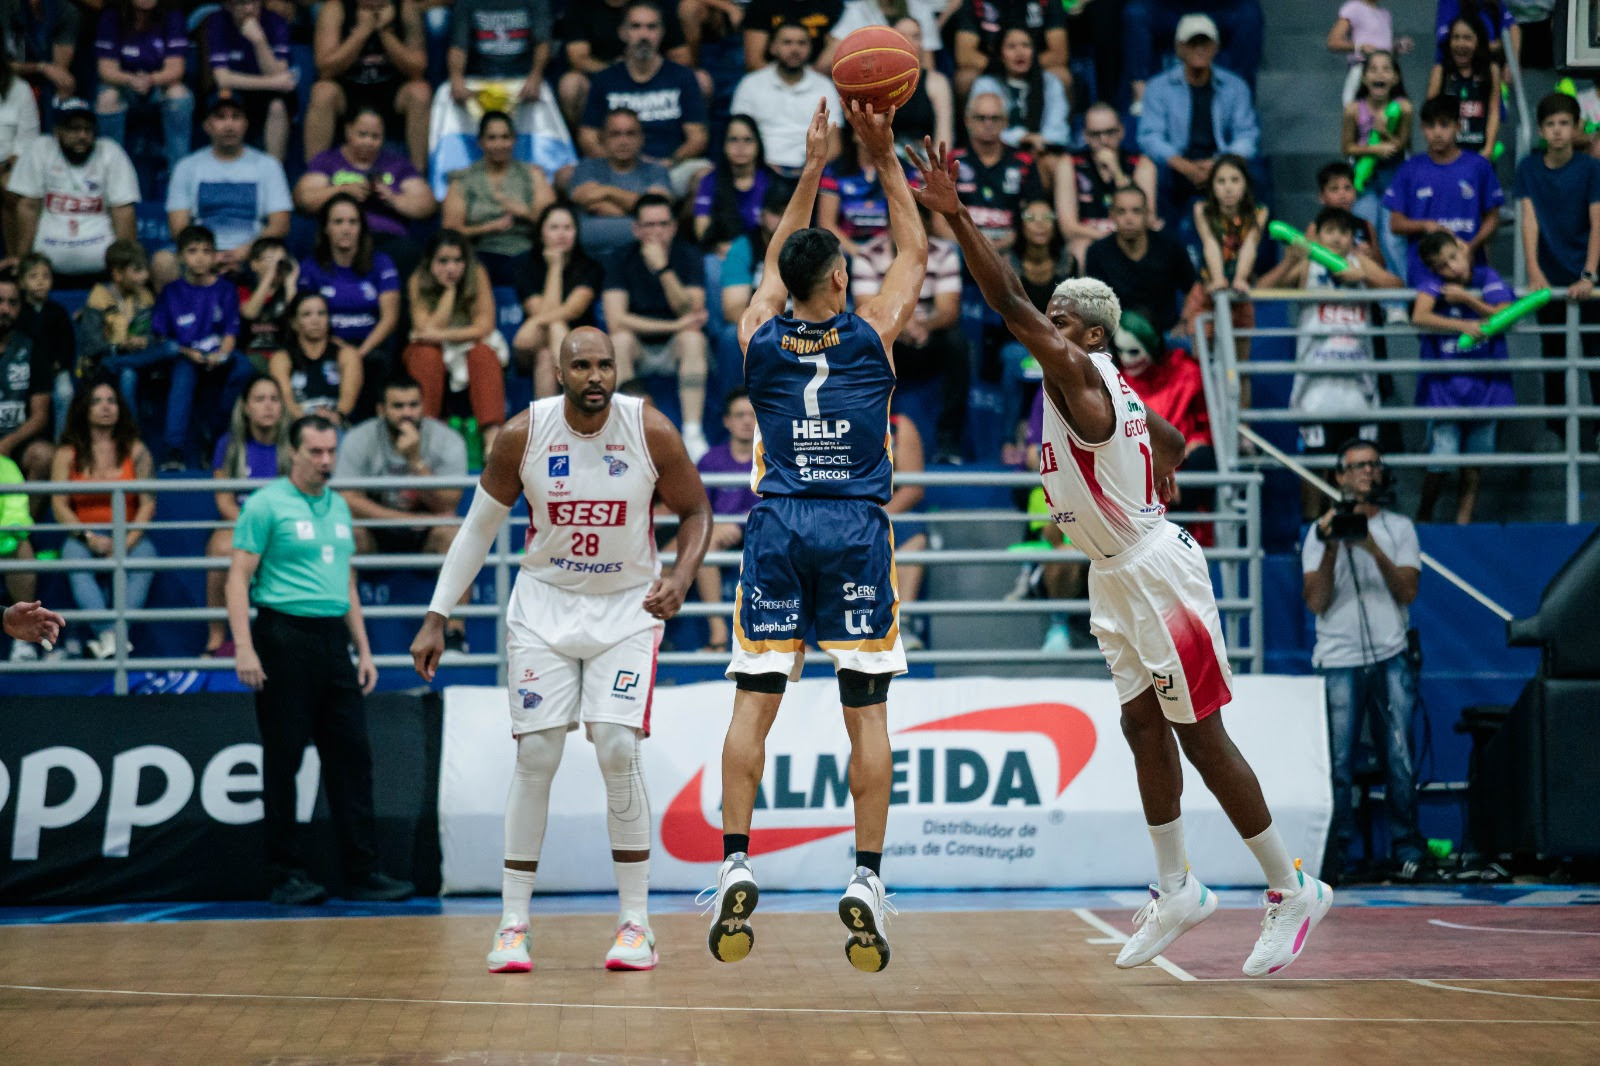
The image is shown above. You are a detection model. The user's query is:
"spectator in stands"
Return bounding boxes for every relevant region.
[1384,95,1501,284]
[853,205,967,464]
[299,192,403,389]
[513,202,603,397]
[307,0,431,171]
[1411,231,1515,524]
[163,96,292,281]
[1327,0,1411,104]
[820,0,940,71]
[204,372,289,656]
[206,0,297,161]
[93,0,193,175]
[694,115,770,252]
[578,1,711,200]
[16,253,72,437]
[1302,437,1424,884]
[603,192,710,459]
[446,0,553,118]
[1517,92,1600,440]
[559,0,697,126]
[955,0,1069,109]
[0,273,50,490]
[270,291,363,425]
[1124,0,1263,103]
[885,16,951,152]
[441,111,556,288]
[567,107,672,260]
[741,0,841,71]
[1055,103,1158,265]
[3,0,76,115]
[1,450,39,660]
[1136,14,1260,229]
[1341,54,1411,284]
[0,44,41,258]
[237,236,295,369]
[402,230,507,453]
[1257,162,1387,290]
[970,26,1070,161]
[1184,153,1266,399]
[1434,0,1516,63]
[819,125,917,258]
[157,225,251,469]
[7,98,139,287]
[335,374,471,650]
[50,378,156,660]
[297,106,438,285]
[1083,186,1195,339]
[730,19,842,180]
[940,92,1043,254]
[690,386,760,651]
[888,407,927,645]
[1427,17,1500,159]
[78,240,157,407]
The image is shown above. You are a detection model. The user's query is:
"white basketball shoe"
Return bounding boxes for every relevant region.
[486,915,532,973]
[838,868,896,973]
[604,917,658,971]
[1116,873,1217,968]
[1243,862,1333,977]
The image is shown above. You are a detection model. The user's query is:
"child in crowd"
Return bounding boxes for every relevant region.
[1384,95,1502,285]
[1186,153,1267,402]
[1342,52,1412,283]
[80,240,160,414]
[1327,0,1412,104]
[16,253,75,439]
[1258,162,1381,288]
[1409,231,1515,524]
[154,225,250,469]
[238,236,298,372]
[1428,17,1500,159]
[1283,207,1403,519]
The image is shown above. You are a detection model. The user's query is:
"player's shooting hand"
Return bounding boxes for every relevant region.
[905,137,961,216]
[642,576,687,620]
[845,98,896,162]
[802,97,830,168]
[410,615,446,681]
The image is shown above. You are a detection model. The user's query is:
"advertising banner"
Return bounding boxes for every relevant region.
[439,676,1330,893]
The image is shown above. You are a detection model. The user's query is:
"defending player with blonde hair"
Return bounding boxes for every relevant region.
[1050,277,1122,340]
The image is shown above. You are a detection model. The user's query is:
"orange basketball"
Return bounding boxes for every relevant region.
[830,26,920,115]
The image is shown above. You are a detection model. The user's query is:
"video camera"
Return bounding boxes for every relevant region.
[1317,440,1394,542]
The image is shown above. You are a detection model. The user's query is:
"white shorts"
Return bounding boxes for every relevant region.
[1088,521,1234,724]
[505,578,663,736]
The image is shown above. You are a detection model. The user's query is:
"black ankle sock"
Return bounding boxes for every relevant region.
[724,833,750,859]
[855,850,882,876]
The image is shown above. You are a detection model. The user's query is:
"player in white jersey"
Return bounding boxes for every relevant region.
[909,141,1333,978]
[411,327,712,974]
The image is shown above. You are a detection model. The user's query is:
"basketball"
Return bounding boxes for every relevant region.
[830,26,920,114]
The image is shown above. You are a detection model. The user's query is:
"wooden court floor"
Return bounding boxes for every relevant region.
[2,907,1598,1065]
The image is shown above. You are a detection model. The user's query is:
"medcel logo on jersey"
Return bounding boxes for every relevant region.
[547,455,570,477]
[546,500,628,525]
[661,704,1098,862]
[792,419,851,439]
[797,453,850,466]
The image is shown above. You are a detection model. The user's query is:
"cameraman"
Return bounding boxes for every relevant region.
[1302,439,1426,882]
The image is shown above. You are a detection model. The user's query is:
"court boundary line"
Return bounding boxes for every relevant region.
[2,982,1598,1025]
[1070,907,1196,981]
[1410,979,1600,1003]
[1428,919,1600,936]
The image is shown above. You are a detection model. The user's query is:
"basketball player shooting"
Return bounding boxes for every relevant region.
[704,99,927,975]
[907,139,1333,977]
[411,327,713,974]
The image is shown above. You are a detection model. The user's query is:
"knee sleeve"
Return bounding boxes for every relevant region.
[733,671,788,695]
[838,669,893,709]
[590,722,651,852]
[504,727,566,862]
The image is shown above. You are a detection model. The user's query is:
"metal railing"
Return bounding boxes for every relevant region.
[0,470,1265,693]
[1198,287,1600,523]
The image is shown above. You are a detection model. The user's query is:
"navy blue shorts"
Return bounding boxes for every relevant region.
[727,496,907,677]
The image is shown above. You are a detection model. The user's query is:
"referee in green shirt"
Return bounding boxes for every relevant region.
[226,415,413,906]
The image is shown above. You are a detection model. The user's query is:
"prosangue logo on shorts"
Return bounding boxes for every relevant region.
[750,584,800,610]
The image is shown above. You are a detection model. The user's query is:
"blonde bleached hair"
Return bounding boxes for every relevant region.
[1050,277,1121,338]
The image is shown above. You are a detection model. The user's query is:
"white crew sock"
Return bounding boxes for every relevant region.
[1148,817,1188,895]
[615,860,650,924]
[501,867,536,923]
[1243,823,1298,892]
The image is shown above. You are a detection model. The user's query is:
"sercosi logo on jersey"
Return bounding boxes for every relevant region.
[546,500,628,525]
[661,703,1097,862]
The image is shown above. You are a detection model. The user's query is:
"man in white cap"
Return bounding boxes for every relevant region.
[1135,12,1260,228]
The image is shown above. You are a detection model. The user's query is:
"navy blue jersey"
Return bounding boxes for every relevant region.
[745,311,894,504]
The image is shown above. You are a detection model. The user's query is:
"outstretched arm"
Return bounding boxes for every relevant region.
[739,98,832,353]
[850,101,927,352]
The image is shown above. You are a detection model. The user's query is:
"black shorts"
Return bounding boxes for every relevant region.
[369,525,431,554]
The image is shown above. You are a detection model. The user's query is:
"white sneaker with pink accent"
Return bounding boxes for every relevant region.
[1242,864,1333,977]
[605,917,658,971]
[487,916,532,973]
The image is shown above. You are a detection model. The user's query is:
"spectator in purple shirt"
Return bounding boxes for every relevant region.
[298,192,402,400]
[94,0,193,173]
[155,225,250,468]
[689,386,759,651]
[294,106,438,285]
[1384,94,1501,284]
[693,114,770,253]
[205,0,297,160]
[1409,231,1515,525]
